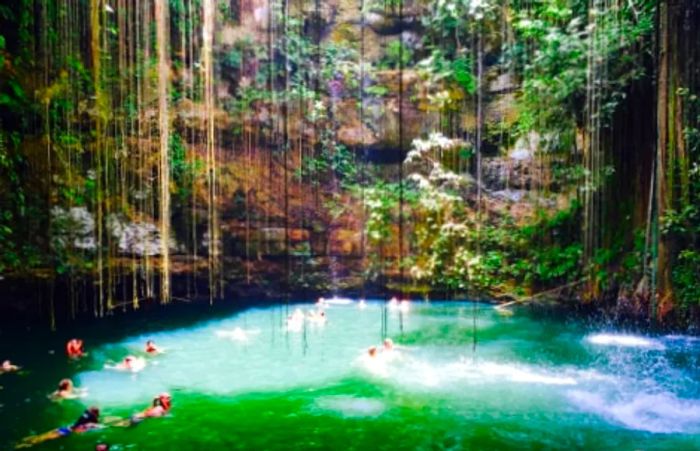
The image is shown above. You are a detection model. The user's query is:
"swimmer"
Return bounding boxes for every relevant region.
[291,308,305,320]
[380,338,402,362]
[286,308,305,331]
[66,339,85,359]
[383,338,394,351]
[145,340,162,354]
[1,360,20,373]
[307,309,327,324]
[68,406,101,431]
[388,297,399,310]
[129,393,172,424]
[495,306,514,317]
[360,345,391,377]
[121,356,136,370]
[95,444,110,451]
[49,378,86,400]
[106,355,146,372]
[216,326,259,341]
[16,406,101,448]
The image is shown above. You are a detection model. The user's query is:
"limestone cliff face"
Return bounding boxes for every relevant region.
[0,0,553,319]
[187,0,527,266]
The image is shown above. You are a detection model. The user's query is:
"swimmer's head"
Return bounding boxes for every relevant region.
[368,346,378,357]
[88,406,100,419]
[157,392,172,410]
[58,378,73,391]
[383,338,394,350]
[95,443,110,451]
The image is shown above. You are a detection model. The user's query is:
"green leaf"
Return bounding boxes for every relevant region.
[452,57,475,94]
[458,147,473,159]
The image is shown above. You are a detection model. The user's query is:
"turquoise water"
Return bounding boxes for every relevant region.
[1,300,699,449]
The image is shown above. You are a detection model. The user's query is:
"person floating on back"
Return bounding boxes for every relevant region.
[66,339,85,359]
[16,406,101,448]
[106,355,146,372]
[1,359,20,374]
[120,356,136,370]
[124,393,172,426]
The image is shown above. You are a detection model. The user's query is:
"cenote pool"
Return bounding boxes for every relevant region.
[1,300,700,450]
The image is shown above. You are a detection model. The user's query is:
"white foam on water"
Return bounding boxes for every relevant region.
[460,361,577,386]
[572,369,617,383]
[382,358,580,390]
[568,390,700,434]
[586,333,665,350]
[357,353,390,378]
[325,297,353,305]
[215,327,260,342]
[664,334,700,344]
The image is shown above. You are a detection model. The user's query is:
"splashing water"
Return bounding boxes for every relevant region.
[586,333,666,350]
[567,391,700,434]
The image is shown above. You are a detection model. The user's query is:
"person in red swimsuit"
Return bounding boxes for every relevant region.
[66,339,85,358]
[145,340,161,354]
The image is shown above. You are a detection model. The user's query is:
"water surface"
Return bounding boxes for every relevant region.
[1,300,699,449]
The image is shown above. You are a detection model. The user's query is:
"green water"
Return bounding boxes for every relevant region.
[1,300,700,450]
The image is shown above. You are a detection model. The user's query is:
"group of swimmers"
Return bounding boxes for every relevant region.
[286,301,328,332]
[367,338,395,358]
[4,338,172,449]
[4,296,409,448]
